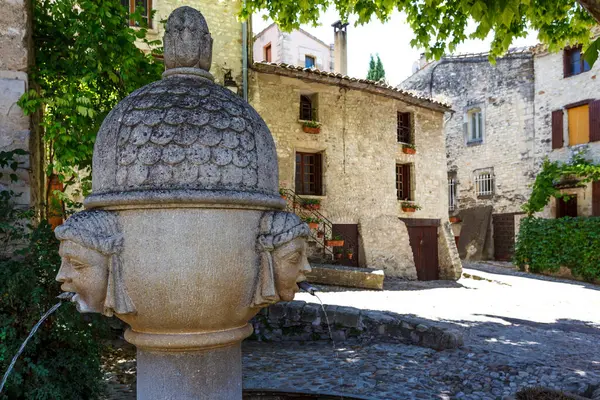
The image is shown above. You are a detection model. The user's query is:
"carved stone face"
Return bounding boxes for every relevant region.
[56,240,109,313]
[271,237,311,301]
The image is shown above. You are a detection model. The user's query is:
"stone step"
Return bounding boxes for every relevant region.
[306,263,385,290]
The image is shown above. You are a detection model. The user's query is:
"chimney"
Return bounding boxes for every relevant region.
[332,21,348,75]
[419,53,427,69]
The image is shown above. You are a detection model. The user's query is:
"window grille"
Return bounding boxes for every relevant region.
[397,112,412,143]
[448,177,457,211]
[396,164,412,200]
[474,169,494,197]
[299,95,314,121]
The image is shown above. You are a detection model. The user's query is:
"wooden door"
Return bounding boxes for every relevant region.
[332,224,359,267]
[493,213,515,261]
[406,226,439,280]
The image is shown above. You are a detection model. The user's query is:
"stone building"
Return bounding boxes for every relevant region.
[250,62,462,280]
[0,0,42,212]
[401,44,600,261]
[253,23,334,72]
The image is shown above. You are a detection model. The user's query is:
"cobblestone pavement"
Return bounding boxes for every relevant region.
[104,262,600,399]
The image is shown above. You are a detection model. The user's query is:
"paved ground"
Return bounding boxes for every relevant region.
[104,262,600,399]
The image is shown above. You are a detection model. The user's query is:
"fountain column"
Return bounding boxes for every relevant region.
[54,6,311,399]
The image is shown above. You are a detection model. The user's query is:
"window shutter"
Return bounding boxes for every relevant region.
[314,153,323,195]
[589,100,600,142]
[404,164,412,201]
[593,182,600,216]
[563,49,570,78]
[552,110,564,149]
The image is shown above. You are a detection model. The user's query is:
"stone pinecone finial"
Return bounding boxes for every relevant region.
[163,6,213,73]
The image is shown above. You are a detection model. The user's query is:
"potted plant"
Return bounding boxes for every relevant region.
[302,216,321,230]
[317,230,325,238]
[449,216,461,223]
[302,120,321,134]
[279,188,288,200]
[334,247,343,260]
[326,234,344,247]
[401,201,421,213]
[347,248,354,260]
[302,198,321,210]
[402,143,417,154]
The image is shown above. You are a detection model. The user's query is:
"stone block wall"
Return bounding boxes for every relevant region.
[401,54,536,216]
[249,67,461,279]
[0,0,41,209]
[146,0,244,86]
[249,300,464,351]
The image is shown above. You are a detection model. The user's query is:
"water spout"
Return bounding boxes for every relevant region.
[0,293,75,394]
[298,281,317,296]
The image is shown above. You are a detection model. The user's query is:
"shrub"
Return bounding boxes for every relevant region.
[514,217,600,281]
[0,191,110,399]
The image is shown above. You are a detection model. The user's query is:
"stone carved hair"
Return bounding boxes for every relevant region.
[55,210,136,317]
[253,211,310,308]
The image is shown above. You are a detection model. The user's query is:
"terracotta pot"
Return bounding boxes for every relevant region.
[302,125,320,134]
[449,216,461,223]
[326,240,344,247]
[335,253,343,260]
[402,207,416,213]
[347,253,354,260]
[308,222,319,229]
[402,147,416,155]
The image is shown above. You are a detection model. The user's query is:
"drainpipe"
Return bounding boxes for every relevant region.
[242,0,249,101]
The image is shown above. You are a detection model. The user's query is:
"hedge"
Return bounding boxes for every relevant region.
[514,217,600,281]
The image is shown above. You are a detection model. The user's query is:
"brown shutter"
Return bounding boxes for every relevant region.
[589,100,600,142]
[552,110,564,149]
[314,153,323,196]
[593,182,600,216]
[563,49,570,78]
[405,164,412,201]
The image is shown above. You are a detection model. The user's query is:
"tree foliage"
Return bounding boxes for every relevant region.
[367,54,386,81]
[18,0,163,197]
[241,0,600,64]
[523,154,600,215]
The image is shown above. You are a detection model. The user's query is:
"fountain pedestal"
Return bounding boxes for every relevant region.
[54,6,311,400]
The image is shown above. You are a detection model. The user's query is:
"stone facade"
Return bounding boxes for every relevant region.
[534,47,600,219]
[253,23,334,72]
[401,51,536,216]
[144,0,244,86]
[249,63,462,279]
[0,0,42,209]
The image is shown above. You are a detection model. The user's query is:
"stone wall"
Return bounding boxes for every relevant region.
[249,65,462,279]
[146,0,244,86]
[250,300,464,351]
[401,53,536,216]
[0,0,41,209]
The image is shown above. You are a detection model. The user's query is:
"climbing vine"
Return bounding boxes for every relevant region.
[18,0,163,199]
[523,154,600,215]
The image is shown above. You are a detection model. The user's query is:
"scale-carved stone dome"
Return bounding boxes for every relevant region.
[85,7,280,209]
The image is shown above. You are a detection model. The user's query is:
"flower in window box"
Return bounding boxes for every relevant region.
[401,201,421,212]
[402,143,417,154]
[302,120,321,134]
[301,198,321,210]
[326,234,344,247]
[301,216,321,230]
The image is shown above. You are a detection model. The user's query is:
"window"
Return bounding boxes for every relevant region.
[299,94,317,121]
[121,0,152,28]
[396,164,412,200]
[305,55,316,69]
[568,104,590,145]
[448,173,457,211]
[556,196,578,218]
[295,152,323,195]
[466,108,483,143]
[474,168,494,197]
[397,112,412,143]
[564,47,591,78]
[264,43,272,62]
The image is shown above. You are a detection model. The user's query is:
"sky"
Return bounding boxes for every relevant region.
[252,9,539,86]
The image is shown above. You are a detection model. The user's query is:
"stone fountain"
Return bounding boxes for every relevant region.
[54,6,311,399]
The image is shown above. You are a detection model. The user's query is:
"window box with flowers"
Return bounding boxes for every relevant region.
[326,234,344,247]
[401,201,421,213]
[301,198,321,210]
[302,120,321,134]
[302,216,321,230]
[402,143,417,155]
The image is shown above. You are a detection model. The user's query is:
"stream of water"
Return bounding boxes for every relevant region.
[0,293,73,394]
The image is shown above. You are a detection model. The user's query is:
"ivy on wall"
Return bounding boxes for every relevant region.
[523,154,600,216]
[514,216,600,281]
